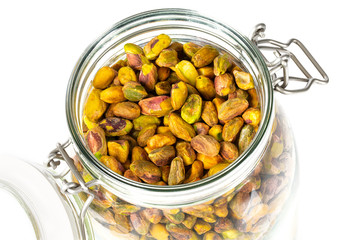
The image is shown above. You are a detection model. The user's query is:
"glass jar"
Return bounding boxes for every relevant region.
[0,8,328,240]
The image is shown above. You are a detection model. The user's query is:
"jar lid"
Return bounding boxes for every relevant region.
[0,155,81,240]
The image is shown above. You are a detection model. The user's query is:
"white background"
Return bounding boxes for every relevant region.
[0,0,359,239]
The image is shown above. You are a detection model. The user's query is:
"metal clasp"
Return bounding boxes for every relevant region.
[250,23,329,94]
[46,140,99,239]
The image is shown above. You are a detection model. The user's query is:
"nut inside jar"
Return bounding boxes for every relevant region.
[82,34,260,185]
[75,108,294,239]
[77,33,295,239]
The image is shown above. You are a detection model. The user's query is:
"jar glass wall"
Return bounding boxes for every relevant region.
[65,9,298,240]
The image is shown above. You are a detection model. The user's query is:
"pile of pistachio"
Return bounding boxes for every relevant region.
[76,112,293,239]
[83,33,261,186]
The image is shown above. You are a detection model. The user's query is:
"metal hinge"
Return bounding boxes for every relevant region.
[250,23,329,94]
[46,140,99,239]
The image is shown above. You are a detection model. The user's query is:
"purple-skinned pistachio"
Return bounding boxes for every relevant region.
[139,63,158,91]
[130,159,162,184]
[99,117,133,136]
[85,126,107,156]
[124,43,150,70]
[214,73,236,97]
[139,95,173,117]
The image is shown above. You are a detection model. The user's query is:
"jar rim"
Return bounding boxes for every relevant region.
[65,8,274,208]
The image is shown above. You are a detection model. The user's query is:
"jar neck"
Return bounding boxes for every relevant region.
[66,8,274,208]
